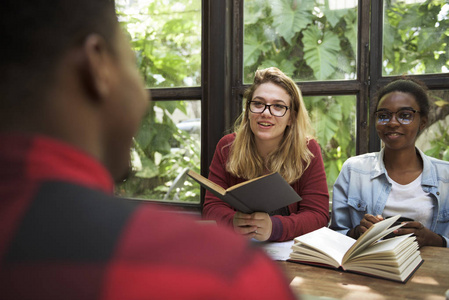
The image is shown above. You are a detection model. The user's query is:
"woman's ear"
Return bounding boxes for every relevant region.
[420,115,428,131]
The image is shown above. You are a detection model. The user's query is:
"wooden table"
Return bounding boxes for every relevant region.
[278,246,449,300]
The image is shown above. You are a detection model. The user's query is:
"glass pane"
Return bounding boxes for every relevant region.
[383,0,449,75]
[243,0,358,83]
[116,100,201,203]
[416,89,449,161]
[116,0,201,88]
[304,95,357,199]
[187,94,356,206]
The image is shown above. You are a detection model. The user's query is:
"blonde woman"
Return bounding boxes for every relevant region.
[203,67,329,242]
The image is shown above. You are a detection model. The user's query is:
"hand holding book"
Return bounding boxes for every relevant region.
[233,211,272,241]
[349,214,413,239]
[187,170,301,214]
[350,214,445,247]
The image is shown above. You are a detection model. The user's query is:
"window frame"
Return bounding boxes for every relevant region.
[143,0,449,210]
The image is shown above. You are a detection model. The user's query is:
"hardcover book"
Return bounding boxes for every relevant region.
[187,170,301,214]
[288,215,423,283]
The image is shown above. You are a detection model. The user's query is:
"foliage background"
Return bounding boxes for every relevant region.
[115,0,202,202]
[116,0,449,203]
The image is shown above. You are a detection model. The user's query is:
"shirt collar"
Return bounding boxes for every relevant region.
[370,147,438,188]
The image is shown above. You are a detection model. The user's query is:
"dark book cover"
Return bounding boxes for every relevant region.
[187,170,301,214]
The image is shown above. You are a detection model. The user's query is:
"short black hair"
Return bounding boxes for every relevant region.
[0,0,117,109]
[374,76,430,119]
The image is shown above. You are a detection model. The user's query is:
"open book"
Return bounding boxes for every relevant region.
[187,170,301,214]
[288,215,423,283]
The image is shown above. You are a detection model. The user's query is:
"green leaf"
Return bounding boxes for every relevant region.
[244,34,271,66]
[315,111,339,146]
[343,9,358,57]
[303,26,340,80]
[271,0,313,44]
[135,156,158,179]
[325,160,340,188]
[324,8,346,28]
[443,148,449,161]
[244,0,269,25]
[425,146,440,158]
[157,101,181,115]
[335,96,356,120]
[259,57,296,77]
[327,101,343,122]
[435,100,449,107]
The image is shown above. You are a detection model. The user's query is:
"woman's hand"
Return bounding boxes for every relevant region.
[394,221,445,248]
[348,214,384,239]
[233,211,272,241]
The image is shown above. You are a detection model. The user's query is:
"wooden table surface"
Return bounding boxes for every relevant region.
[278,246,449,300]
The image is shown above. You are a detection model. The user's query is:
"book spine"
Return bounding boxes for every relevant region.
[225,192,253,214]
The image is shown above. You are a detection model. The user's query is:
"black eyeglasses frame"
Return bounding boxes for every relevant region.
[247,101,290,117]
[374,108,421,125]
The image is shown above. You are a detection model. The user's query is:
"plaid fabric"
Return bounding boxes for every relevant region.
[0,134,295,300]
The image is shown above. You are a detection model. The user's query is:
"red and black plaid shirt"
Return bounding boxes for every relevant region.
[0,133,295,300]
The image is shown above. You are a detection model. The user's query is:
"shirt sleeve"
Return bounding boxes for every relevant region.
[329,159,354,235]
[103,205,297,300]
[269,139,330,241]
[202,135,238,227]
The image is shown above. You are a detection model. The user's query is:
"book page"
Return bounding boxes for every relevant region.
[343,215,401,262]
[260,240,294,261]
[290,244,342,268]
[187,170,226,195]
[343,251,422,283]
[343,234,414,267]
[350,234,414,259]
[226,172,274,191]
[293,227,356,266]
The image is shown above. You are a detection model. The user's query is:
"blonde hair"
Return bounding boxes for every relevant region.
[227,67,315,183]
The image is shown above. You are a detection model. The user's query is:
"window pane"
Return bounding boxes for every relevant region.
[416,89,449,161]
[116,100,201,203]
[304,95,357,199]
[383,0,449,75]
[243,0,358,83]
[116,0,201,88]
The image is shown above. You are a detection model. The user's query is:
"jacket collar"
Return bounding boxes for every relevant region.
[371,147,437,188]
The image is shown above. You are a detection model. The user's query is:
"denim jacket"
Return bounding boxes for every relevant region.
[330,148,449,247]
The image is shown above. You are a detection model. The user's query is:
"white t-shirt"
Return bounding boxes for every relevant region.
[383,173,433,228]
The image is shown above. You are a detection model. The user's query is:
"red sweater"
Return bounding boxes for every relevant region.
[203,133,329,241]
[0,133,296,300]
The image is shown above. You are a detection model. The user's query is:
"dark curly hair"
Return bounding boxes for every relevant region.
[374,76,430,119]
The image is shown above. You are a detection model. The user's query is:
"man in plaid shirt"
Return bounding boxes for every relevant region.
[0,0,296,299]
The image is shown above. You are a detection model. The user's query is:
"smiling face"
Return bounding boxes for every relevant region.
[375,91,427,153]
[248,82,292,154]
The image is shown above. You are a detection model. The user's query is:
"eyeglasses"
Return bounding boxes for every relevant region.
[248,101,289,117]
[374,108,420,125]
